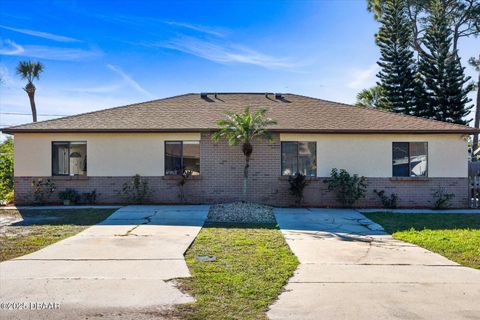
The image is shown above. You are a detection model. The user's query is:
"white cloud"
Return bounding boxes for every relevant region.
[0,39,102,61]
[347,64,379,89]
[62,84,124,94]
[0,24,80,42]
[0,39,24,55]
[158,36,301,69]
[163,21,227,37]
[106,64,153,97]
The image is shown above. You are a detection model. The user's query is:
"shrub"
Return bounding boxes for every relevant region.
[122,174,150,203]
[288,173,309,206]
[59,188,80,203]
[0,137,13,204]
[82,189,98,204]
[324,168,367,207]
[432,187,455,209]
[374,189,398,209]
[31,178,56,203]
[4,190,14,205]
[179,169,192,203]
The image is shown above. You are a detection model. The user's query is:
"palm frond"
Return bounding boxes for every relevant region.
[16,60,44,83]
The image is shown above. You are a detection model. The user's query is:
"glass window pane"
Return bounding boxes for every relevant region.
[410,142,427,177]
[52,143,69,175]
[183,141,200,175]
[298,142,316,176]
[392,142,409,177]
[69,143,87,176]
[281,142,298,175]
[165,142,182,175]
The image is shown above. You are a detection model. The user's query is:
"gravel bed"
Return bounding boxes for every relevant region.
[207,202,276,224]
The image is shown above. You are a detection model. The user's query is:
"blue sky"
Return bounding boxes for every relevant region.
[0,0,478,135]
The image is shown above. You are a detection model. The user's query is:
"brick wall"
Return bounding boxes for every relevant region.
[14,132,469,208]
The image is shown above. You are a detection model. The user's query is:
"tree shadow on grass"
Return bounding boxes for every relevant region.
[363,212,480,234]
[8,209,116,227]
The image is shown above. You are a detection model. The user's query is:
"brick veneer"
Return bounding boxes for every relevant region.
[14,132,469,208]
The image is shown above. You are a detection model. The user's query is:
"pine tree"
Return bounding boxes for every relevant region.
[418,0,473,125]
[376,0,419,116]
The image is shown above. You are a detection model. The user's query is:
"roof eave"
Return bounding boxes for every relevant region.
[2,128,477,134]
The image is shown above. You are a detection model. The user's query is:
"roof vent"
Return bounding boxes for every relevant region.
[200,92,208,98]
[275,93,283,99]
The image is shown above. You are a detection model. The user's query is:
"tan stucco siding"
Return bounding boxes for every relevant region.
[14,132,467,178]
[280,133,468,178]
[14,133,200,177]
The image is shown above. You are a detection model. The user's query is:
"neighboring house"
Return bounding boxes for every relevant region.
[2,93,475,207]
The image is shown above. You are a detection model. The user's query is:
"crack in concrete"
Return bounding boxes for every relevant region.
[115,210,160,237]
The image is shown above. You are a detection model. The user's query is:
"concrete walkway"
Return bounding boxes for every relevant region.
[268,208,480,320]
[0,205,209,319]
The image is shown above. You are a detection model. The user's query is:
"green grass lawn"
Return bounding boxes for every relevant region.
[175,223,299,320]
[364,212,480,269]
[0,209,116,261]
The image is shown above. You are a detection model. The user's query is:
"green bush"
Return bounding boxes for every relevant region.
[122,174,150,203]
[324,168,367,207]
[0,137,14,203]
[82,190,98,204]
[31,178,56,203]
[431,187,455,209]
[374,189,398,209]
[288,173,309,206]
[59,188,81,203]
[4,190,14,205]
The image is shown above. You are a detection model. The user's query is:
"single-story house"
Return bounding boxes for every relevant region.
[2,93,475,207]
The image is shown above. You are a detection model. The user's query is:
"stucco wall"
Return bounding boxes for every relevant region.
[14,132,200,177]
[15,132,467,178]
[280,133,468,178]
[13,132,469,207]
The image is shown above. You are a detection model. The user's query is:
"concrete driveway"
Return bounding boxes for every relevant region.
[0,205,209,319]
[268,208,480,320]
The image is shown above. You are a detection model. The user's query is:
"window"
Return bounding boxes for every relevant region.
[52,142,87,176]
[392,142,427,177]
[165,141,200,175]
[281,141,317,176]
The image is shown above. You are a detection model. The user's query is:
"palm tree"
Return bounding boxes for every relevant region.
[212,108,277,199]
[355,85,388,110]
[16,61,44,122]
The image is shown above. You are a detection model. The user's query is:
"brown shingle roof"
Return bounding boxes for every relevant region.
[2,93,476,134]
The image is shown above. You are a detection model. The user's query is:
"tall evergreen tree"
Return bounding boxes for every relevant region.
[418,0,473,125]
[376,0,419,116]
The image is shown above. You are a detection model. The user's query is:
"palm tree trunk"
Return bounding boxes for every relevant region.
[473,73,480,159]
[243,154,250,200]
[24,83,37,122]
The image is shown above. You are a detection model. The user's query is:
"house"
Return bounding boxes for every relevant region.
[2,93,475,207]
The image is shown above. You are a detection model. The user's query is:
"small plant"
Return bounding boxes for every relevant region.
[2,190,14,205]
[122,174,150,203]
[324,168,367,207]
[31,178,56,203]
[179,169,192,203]
[288,173,309,206]
[374,189,398,209]
[432,187,455,209]
[59,188,80,205]
[82,189,98,204]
